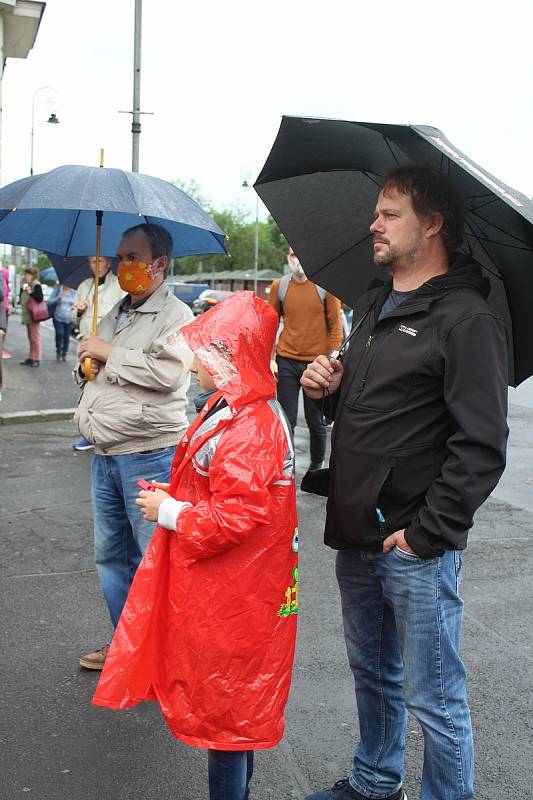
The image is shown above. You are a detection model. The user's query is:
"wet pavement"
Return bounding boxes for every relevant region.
[1,312,532,799]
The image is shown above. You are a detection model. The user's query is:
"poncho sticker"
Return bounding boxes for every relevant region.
[278,566,299,618]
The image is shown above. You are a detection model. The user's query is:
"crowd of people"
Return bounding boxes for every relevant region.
[3,166,509,800]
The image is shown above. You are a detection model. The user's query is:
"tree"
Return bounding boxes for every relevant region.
[168,177,287,277]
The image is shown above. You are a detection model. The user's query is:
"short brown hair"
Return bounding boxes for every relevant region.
[382,165,465,254]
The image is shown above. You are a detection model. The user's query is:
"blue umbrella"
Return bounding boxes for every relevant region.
[39,266,59,283]
[0,164,227,258]
[45,254,118,289]
[0,163,227,379]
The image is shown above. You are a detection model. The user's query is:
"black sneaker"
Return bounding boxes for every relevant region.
[19,358,33,365]
[305,778,406,800]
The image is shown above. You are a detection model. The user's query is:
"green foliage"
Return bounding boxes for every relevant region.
[168,179,287,278]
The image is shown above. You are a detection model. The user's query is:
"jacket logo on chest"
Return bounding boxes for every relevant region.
[398,324,418,337]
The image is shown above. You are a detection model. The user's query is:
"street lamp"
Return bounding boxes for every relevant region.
[241,165,259,294]
[30,86,61,176]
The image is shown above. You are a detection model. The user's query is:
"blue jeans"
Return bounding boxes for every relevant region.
[52,319,71,355]
[208,750,254,800]
[91,446,175,629]
[335,548,473,800]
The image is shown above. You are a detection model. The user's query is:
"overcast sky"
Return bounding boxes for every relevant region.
[2,0,532,222]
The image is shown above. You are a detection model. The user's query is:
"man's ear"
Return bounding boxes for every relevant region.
[156,255,169,275]
[425,212,444,240]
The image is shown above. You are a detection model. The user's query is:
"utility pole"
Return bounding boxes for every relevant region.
[132,0,142,172]
[120,0,153,172]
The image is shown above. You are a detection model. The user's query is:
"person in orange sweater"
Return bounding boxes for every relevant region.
[269,246,343,471]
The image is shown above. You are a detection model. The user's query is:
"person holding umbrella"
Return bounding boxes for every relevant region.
[71,255,125,450]
[72,256,124,339]
[75,222,194,671]
[301,166,508,800]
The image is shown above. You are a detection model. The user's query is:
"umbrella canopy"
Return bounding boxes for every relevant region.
[39,266,59,283]
[255,116,533,386]
[0,164,227,258]
[45,253,118,289]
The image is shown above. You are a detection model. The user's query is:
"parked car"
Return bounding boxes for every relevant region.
[192,289,232,315]
[167,282,209,308]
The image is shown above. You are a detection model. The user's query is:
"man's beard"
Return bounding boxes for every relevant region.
[373,238,420,271]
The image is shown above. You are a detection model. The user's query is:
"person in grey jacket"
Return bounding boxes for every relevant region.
[74,223,193,671]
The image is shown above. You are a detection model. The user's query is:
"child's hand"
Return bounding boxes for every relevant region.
[151,480,170,491]
[135,488,169,522]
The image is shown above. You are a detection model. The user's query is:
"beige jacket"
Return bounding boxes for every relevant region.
[73,272,126,336]
[75,284,194,455]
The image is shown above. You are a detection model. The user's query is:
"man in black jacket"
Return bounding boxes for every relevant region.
[301,166,508,800]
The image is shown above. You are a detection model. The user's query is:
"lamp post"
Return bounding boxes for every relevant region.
[29,87,61,267]
[241,165,259,294]
[30,86,61,176]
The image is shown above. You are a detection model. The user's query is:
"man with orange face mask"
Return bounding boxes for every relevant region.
[74,223,194,671]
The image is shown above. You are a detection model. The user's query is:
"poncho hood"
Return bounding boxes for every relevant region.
[181,290,278,409]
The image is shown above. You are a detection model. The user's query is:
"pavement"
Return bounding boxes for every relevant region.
[1,312,532,799]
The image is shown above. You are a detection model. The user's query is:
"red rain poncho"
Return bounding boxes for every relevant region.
[93,291,298,750]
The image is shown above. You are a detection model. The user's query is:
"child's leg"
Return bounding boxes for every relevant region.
[207,749,254,800]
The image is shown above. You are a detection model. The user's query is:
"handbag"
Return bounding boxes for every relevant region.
[27,296,49,322]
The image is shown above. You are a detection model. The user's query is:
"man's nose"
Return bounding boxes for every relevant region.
[369,216,382,234]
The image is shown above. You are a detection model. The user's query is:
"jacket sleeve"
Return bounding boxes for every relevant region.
[175,413,285,561]
[404,313,509,558]
[103,306,194,392]
[31,283,43,303]
[325,293,343,353]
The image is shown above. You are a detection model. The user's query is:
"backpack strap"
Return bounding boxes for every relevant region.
[277,274,292,315]
[278,275,327,313]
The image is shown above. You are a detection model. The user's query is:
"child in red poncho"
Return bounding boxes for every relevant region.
[92,291,298,800]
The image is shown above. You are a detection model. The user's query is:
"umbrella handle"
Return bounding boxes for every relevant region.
[84,205,104,382]
[83,356,95,381]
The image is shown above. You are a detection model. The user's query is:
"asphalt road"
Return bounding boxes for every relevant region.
[1,314,532,799]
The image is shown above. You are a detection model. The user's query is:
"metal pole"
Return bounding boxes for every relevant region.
[253,194,259,294]
[132,0,142,172]
[30,99,35,176]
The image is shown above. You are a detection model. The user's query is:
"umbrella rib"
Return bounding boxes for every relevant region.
[361,171,382,187]
[64,209,82,257]
[316,232,374,275]
[463,218,503,280]
[468,208,533,250]
[383,137,401,166]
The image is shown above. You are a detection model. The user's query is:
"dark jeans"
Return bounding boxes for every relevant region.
[207,750,254,800]
[53,319,72,355]
[276,355,327,464]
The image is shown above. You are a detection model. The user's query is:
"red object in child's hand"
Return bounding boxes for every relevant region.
[136,479,156,492]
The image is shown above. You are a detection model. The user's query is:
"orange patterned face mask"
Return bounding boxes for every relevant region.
[117,259,157,294]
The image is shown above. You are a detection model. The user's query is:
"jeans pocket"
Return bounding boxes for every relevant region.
[392,545,426,563]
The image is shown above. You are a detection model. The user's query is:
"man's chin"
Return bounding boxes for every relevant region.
[373,254,393,270]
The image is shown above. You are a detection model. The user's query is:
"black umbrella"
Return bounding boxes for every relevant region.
[254,116,533,386]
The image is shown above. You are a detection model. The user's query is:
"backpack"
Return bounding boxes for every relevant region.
[277,274,330,331]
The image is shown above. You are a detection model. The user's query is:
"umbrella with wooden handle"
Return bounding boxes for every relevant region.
[83,151,104,382]
[83,208,103,381]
